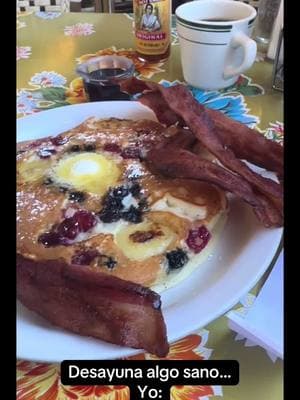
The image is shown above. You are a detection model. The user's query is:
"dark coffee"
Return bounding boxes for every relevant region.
[200,17,238,22]
[83,68,131,102]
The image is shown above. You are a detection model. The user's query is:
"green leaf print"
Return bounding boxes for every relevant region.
[39,87,66,101]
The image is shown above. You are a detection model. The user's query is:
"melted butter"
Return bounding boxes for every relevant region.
[51,152,121,195]
[151,193,207,221]
[72,159,100,175]
[74,219,129,243]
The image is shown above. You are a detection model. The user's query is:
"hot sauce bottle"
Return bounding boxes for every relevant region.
[134,0,171,62]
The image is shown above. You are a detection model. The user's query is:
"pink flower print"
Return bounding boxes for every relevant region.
[17,47,31,61]
[64,23,95,37]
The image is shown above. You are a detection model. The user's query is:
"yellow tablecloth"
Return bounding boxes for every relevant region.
[17,11,283,400]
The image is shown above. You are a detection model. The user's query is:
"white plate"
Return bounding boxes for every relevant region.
[17,101,282,362]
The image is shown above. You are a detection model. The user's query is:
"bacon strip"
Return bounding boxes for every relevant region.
[127,80,282,198]
[138,91,184,127]
[154,84,282,201]
[121,77,283,177]
[147,147,283,227]
[162,127,197,151]
[17,254,169,357]
[135,83,283,199]
[122,79,283,223]
[206,108,283,177]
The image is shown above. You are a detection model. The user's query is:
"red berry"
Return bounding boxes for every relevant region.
[38,232,67,247]
[103,143,121,153]
[73,210,97,232]
[186,226,211,253]
[121,146,140,159]
[57,217,79,240]
[50,135,68,146]
[38,210,97,247]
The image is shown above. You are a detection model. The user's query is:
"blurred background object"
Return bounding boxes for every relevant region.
[252,0,281,50]
[16,0,270,16]
[172,1,261,15]
[267,0,283,60]
[17,0,71,12]
[271,28,283,92]
[94,0,133,13]
[16,0,134,13]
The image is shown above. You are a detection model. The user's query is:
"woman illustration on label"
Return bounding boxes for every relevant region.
[140,2,161,32]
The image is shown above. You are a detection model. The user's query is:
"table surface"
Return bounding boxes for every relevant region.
[17,11,283,400]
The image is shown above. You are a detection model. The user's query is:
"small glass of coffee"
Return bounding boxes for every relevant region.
[76,55,135,101]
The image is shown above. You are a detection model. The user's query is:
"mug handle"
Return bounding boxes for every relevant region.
[223,32,257,79]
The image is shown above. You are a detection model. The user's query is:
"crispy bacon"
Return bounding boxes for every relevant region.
[147,147,283,227]
[139,91,184,127]
[206,108,283,177]
[120,77,283,177]
[161,127,197,151]
[121,78,283,226]
[17,254,169,357]
[137,83,282,200]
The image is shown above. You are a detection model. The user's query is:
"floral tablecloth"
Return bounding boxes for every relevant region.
[17,11,283,400]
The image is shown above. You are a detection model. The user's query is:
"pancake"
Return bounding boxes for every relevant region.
[17,118,228,291]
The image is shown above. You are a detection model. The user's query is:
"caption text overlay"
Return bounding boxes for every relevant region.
[61,360,239,399]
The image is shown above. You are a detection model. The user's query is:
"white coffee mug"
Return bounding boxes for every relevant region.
[176,0,257,90]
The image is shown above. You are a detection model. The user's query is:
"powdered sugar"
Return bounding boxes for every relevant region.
[17,190,60,221]
[30,199,48,215]
[126,162,145,179]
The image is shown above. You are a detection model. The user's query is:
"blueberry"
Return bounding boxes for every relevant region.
[112,186,129,199]
[69,144,81,152]
[138,198,149,212]
[97,255,117,270]
[166,249,189,270]
[102,187,126,205]
[84,143,96,152]
[98,187,126,222]
[43,177,53,186]
[98,208,122,223]
[107,196,124,210]
[122,206,143,223]
[104,256,117,270]
[68,191,86,203]
[98,185,145,224]
[129,182,141,197]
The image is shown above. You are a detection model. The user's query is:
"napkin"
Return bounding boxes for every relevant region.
[227,251,283,361]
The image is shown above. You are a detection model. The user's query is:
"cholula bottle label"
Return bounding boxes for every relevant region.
[134,0,171,59]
